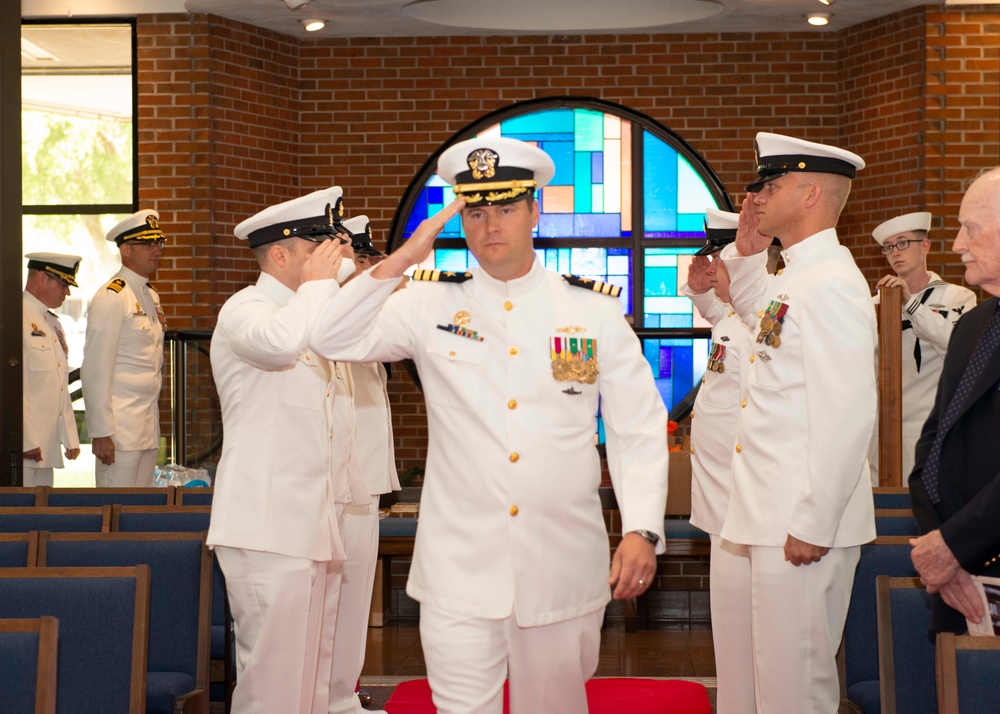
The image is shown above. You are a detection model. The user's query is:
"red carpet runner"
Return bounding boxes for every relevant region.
[384,677,712,713]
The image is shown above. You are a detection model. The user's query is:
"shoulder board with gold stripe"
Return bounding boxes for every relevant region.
[562,274,622,298]
[105,278,127,294]
[411,269,473,284]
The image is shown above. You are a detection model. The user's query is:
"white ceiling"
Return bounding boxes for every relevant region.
[21,0,950,40]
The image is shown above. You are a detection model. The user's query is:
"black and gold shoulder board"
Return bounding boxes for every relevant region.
[411,269,473,283]
[106,278,127,293]
[562,274,622,298]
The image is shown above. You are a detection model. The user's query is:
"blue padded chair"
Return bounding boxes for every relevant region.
[174,488,213,506]
[876,575,937,714]
[0,616,59,714]
[0,506,111,533]
[0,533,39,567]
[843,536,918,714]
[936,632,1000,713]
[872,487,912,510]
[0,487,40,507]
[113,505,230,711]
[874,508,921,537]
[39,532,212,714]
[0,565,150,714]
[43,487,175,508]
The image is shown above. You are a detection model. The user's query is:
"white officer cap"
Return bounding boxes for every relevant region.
[871,211,932,246]
[25,252,83,287]
[437,136,555,207]
[234,187,346,249]
[341,215,383,256]
[745,132,866,192]
[106,209,166,246]
[696,208,740,256]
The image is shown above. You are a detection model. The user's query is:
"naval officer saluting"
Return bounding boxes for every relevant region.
[311,136,669,714]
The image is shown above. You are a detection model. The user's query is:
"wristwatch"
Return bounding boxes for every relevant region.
[630,529,660,547]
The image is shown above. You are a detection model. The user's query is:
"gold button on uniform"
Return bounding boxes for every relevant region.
[735,443,742,453]
[776,268,784,275]
[509,505,519,516]
[509,452,519,462]
[449,351,456,357]
[741,399,747,409]
[508,347,519,357]
[504,301,513,311]
[749,354,755,363]
[508,399,518,410]
[690,410,695,419]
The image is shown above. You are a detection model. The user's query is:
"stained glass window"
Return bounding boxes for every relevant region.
[392,99,731,420]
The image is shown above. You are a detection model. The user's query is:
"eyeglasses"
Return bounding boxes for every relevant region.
[879,239,914,255]
[127,239,167,249]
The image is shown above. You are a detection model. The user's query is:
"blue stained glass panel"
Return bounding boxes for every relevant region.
[575,110,604,152]
[643,133,678,233]
[573,213,620,237]
[645,267,678,297]
[503,109,574,135]
[427,186,444,204]
[574,153,592,213]
[546,141,575,186]
[592,152,604,183]
[643,338,711,413]
[677,214,705,232]
[538,213,575,237]
[436,249,471,271]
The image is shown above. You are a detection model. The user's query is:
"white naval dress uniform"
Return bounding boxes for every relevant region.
[721,230,877,714]
[22,291,80,487]
[207,272,370,714]
[327,361,400,714]
[81,265,164,487]
[311,259,669,714]
[868,273,977,483]
[682,284,756,714]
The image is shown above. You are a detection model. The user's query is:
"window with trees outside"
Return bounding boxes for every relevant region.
[390,98,733,439]
[21,21,137,484]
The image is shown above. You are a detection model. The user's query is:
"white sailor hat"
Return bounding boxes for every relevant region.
[341,215,383,256]
[25,252,82,288]
[106,209,166,246]
[871,211,932,246]
[696,208,740,256]
[744,132,866,193]
[437,136,555,207]
[235,187,347,249]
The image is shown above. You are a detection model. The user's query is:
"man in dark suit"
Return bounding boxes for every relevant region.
[909,166,1000,633]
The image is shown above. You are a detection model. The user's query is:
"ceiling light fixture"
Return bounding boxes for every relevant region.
[817,0,836,6]
[807,13,831,26]
[301,19,326,32]
[285,0,313,9]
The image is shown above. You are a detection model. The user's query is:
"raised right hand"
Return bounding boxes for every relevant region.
[301,239,346,284]
[686,255,716,294]
[736,192,774,257]
[373,198,466,280]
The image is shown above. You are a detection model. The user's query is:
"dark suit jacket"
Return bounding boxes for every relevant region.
[910,296,1000,633]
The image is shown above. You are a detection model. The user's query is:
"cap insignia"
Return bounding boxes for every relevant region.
[335,196,345,218]
[146,214,160,230]
[467,148,499,180]
[798,162,806,169]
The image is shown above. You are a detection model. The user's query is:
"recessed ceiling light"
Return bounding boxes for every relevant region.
[807,13,831,26]
[817,0,836,6]
[301,19,326,32]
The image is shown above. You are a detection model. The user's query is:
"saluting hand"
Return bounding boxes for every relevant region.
[301,239,346,284]
[686,255,716,294]
[736,192,774,257]
[373,198,466,280]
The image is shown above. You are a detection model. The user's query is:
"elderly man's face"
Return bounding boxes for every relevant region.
[954,172,1000,296]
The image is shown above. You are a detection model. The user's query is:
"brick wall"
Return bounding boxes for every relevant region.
[135,8,999,486]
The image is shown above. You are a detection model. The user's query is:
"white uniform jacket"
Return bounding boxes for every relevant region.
[887,274,977,438]
[682,285,753,536]
[311,260,669,626]
[23,292,80,468]
[720,230,877,548]
[351,362,401,496]
[81,266,164,450]
[206,273,370,563]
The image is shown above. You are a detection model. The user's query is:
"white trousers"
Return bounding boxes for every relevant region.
[747,545,860,714]
[419,603,603,714]
[215,546,344,714]
[23,466,54,487]
[94,447,157,487]
[327,498,381,714]
[709,535,756,714]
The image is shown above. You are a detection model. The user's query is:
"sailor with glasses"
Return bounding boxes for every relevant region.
[869,212,977,482]
[82,209,169,487]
